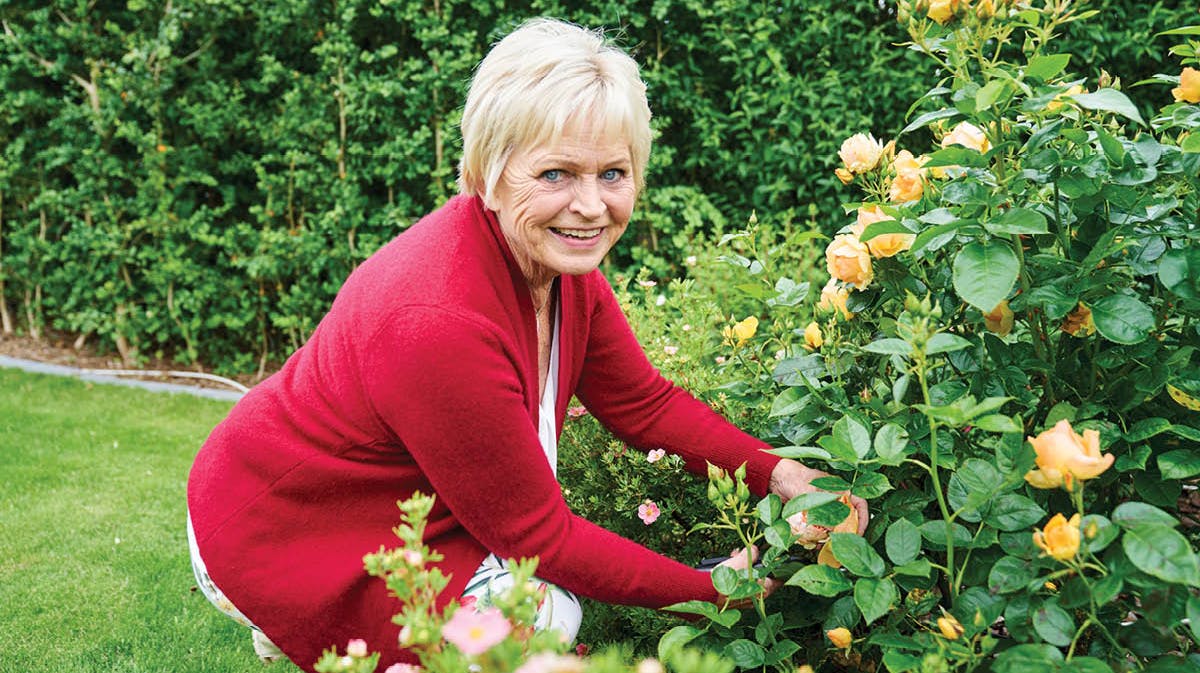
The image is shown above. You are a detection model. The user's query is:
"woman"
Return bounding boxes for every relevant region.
[187,18,867,670]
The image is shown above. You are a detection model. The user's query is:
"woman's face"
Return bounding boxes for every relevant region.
[491,123,636,290]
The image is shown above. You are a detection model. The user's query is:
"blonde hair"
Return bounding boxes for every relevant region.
[458,18,652,204]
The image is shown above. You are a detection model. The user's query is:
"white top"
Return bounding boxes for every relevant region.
[538,301,561,476]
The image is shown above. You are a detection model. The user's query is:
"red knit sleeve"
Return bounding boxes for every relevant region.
[358,305,719,609]
[574,278,781,496]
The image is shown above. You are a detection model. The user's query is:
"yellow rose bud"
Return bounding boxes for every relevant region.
[838,133,885,174]
[795,666,815,673]
[1047,83,1086,112]
[818,279,854,321]
[983,300,1014,337]
[825,235,874,289]
[1044,581,1057,591]
[723,316,759,347]
[941,121,991,154]
[1033,513,1082,561]
[1060,303,1095,337]
[976,0,995,18]
[804,321,823,351]
[1173,67,1200,104]
[826,627,853,649]
[835,167,855,185]
[927,0,960,24]
[937,615,964,640]
[1023,420,1114,490]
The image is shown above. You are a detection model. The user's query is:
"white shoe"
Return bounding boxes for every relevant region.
[251,629,285,663]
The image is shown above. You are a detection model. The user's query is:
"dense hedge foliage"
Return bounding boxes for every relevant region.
[0,0,1192,373]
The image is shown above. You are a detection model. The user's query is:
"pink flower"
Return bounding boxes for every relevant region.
[346,639,368,657]
[715,356,726,365]
[638,500,661,525]
[663,345,678,356]
[402,549,424,567]
[384,665,422,673]
[647,448,666,463]
[441,606,511,656]
[566,405,589,419]
[637,279,657,288]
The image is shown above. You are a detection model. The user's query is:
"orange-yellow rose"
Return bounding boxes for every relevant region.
[826,627,852,649]
[804,322,823,351]
[818,279,854,321]
[1033,513,1082,561]
[835,167,854,185]
[941,121,991,154]
[825,235,873,289]
[983,300,1014,337]
[1024,420,1113,489]
[838,133,884,174]
[1173,67,1200,104]
[723,316,758,347]
[855,206,913,258]
[1060,303,1095,337]
[888,150,929,202]
[927,0,960,24]
[1047,83,1085,112]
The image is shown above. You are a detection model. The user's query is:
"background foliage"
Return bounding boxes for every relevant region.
[1,0,1192,374]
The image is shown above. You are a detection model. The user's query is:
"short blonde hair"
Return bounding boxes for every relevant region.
[458,18,652,204]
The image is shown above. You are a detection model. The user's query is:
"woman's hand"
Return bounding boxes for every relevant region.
[768,459,869,536]
[715,546,780,610]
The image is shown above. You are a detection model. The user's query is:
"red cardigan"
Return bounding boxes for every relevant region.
[187,195,780,670]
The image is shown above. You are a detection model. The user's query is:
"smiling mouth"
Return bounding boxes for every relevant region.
[550,227,603,240]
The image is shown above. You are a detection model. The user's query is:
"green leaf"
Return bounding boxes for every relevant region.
[862,338,913,356]
[1125,417,1174,443]
[983,208,1049,236]
[1062,657,1119,673]
[911,221,963,257]
[1122,525,1200,586]
[881,650,923,673]
[874,423,910,466]
[973,414,1023,433]
[886,518,921,566]
[1159,449,1200,480]
[989,556,1035,594]
[662,600,723,622]
[925,333,972,355]
[1158,248,1200,300]
[851,472,892,499]
[953,241,1019,312]
[926,146,989,168]
[854,577,898,625]
[985,494,1046,532]
[1112,502,1178,528]
[1032,602,1075,646]
[711,565,740,595]
[658,624,704,661]
[836,416,873,460]
[765,445,832,461]
[902,108,960,135]
[1092,123,1127,164]
[785,563,852,596]
[781,492,841,519]
[1158,25,1200,36]
[1082,514,1119,553]
[1188,594,1200,645]
[992,644,1063,673]
[808,499,852,528]
[723,639,765,668]
[756,494,782,525]
[1025,54,1071,81]
[975,80,1008,113]
[828,533,886,578]
[1091,294,1155,345]
[893,558,933,577]
[1071,88,1145,126]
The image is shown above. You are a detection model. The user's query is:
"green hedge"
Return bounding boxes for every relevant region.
[0,0,1190,373]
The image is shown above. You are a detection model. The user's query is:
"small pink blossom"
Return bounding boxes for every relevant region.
[402,549,423,566]
[384,665,422,673]
[663,345,678,356]
[441,606,511,656]
[346,639,368,657]
[637,279,657,288]
[566,405,589,419]
[647,449,666,463]
[576,643,590,656]
[638,500,661,525]
[715,356,726,365]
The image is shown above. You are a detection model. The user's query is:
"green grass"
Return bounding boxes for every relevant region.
[0,367,305,672]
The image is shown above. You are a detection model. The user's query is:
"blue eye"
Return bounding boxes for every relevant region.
[600,168,625,182]
[541,170,563,182]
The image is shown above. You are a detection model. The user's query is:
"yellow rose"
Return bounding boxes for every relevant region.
[1047,83,1086,112]
[818,279,854,321]
[975,0,995,19]
[1033,513,1082,561]
[1060,303,1095,337]
[983,300,1014,337]
[825,235,874,289]
[1173,67,1200,104]
[804,321,823,351]
[927,0,960,24]
[937,615,964,640]
[825,627,853,649]
[838,133,884,174]
[835,167,854,185]
[723,316,759,347]
[941,121,991,154]
[1024,419,1114,490]
[857,205,913,257]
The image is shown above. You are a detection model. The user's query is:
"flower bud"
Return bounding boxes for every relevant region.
[826,627,853,649]
[937,615,964,640]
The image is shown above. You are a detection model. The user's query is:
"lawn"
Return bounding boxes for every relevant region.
[0,366,304,672]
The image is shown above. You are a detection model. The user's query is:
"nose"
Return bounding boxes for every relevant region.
[569,176,606,221]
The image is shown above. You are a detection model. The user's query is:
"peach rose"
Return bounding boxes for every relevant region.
[1024,420,1113,490]
[1033,513,1082,561]
[983,300,1014,336]
[838,133,884,174]
[803,321,823,350]
[825,235,873,289]
[856,206,913,257]
[1060,303,1095,337]
[888,150,928,202]
[818,279,854,321]
[1173,67,1200,104]
[941,121,990,154]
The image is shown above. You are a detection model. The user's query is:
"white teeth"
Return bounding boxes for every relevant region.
[553,228,601,239]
